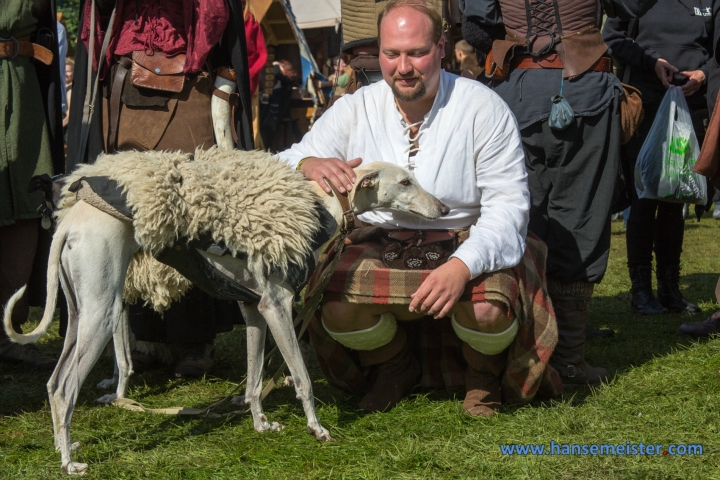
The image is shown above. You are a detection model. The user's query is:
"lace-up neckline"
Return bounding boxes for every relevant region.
[402,119,424,169]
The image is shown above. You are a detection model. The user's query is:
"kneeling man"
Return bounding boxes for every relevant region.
[281,0,559,415]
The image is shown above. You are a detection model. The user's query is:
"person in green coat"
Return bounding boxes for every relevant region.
[0,0,64,368]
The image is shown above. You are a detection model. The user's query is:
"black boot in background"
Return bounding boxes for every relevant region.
[656,266,701,314]
[629,266,668,315]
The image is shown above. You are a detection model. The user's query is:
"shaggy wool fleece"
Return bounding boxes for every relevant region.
[57,148,321,311]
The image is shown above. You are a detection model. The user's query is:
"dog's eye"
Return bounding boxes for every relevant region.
[400,179,411,186]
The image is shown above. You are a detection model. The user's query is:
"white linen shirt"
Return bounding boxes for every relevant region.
[280,70,530,279]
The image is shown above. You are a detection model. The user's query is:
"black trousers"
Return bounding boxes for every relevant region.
[623,91,707,269]
[523,93,622,284]
[129,288,240,344]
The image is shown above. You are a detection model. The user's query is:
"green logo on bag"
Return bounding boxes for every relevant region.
[668,136,690,156]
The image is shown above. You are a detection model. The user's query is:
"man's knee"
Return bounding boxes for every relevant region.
[451,300,517,355]
[453,299,510,333]
[321,301,365,333]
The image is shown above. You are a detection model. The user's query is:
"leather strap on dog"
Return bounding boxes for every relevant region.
[328,183,355,233]
[0,35,53,65]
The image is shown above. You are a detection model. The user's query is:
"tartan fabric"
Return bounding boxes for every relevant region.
[306,233,563,403]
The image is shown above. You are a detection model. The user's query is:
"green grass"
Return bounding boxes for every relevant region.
[2,220,720,479]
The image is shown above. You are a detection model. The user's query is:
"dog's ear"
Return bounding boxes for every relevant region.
[356,170,379,190]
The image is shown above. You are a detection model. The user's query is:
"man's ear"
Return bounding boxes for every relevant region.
[356,170,379,190]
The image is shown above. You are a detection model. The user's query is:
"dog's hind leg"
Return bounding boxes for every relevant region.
[49,203,136,475]
[257,279,332,441]
[97,305,132,404]
[239,302,283,433]
[49,260,81,455]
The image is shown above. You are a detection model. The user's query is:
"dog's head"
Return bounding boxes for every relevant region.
[351,162,449,220]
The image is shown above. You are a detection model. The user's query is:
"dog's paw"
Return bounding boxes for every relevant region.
[255,414,284,433]
[282,376,295,387]
[96,378,117,390]
[308,424,333,442]
[95,393,117,404]
[62,461,88,476]
[230,394,246,406]
[70,441,82,452]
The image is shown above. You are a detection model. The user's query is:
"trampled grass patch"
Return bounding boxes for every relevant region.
[1,221,719,479]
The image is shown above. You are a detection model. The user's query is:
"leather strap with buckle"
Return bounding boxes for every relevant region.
[328,182,355,233]
[511,54,612,73]
[0,35,53,65]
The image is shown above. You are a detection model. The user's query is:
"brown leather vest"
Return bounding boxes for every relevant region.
[493,0,609,78]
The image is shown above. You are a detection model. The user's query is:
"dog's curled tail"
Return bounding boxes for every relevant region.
[3,220,68,345]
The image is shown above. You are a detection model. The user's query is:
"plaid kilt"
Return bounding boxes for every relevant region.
[306,233,562,403]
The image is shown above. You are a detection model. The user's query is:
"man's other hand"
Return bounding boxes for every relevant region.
[409,258,471,319]
[680,70,706,97]
[654,58,678,89]
[299,157,362,194]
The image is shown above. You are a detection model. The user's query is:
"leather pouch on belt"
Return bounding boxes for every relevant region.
[130,51,186,93]
[381,229,469,270]
[486,37,526,81]
[620,84,644,144]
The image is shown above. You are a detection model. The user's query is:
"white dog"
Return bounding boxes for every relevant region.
[3,149,448,476]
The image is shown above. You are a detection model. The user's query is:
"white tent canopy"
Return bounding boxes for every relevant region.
[288,0,341,29]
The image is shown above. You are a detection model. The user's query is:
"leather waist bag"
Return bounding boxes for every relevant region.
[620,83,644,144]
[130,50,186,93]
[381,229,470,270]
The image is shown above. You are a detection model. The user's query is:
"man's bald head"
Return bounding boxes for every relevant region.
[377,0,443,45]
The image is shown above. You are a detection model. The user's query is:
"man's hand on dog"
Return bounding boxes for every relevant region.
[300,157,362,194]
[409,258,471,319]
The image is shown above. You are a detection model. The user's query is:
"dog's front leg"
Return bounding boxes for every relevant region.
[239,302,283,433]
[258,280,332,441]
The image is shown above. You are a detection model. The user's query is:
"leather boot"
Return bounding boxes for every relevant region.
[461,342,507,417]
[656,266,701,314]
[357,327,420,412]
[548,281,608,386]
[677,310,720,338]
[629,266,668,315]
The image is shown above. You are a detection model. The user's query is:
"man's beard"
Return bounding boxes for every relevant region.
[390,76,426,102]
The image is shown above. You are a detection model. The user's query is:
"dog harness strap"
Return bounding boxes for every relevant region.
[328,183,355,232]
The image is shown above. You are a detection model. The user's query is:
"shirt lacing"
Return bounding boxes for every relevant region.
[402,119,424,169]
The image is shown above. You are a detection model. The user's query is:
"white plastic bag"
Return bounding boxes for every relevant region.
[634,86,707,204]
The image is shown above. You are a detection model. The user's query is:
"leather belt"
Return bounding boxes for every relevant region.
[511,54,612,73]
[0,35,53,65]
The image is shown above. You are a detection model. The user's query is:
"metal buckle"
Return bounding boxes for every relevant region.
[0,36,19,60]
[566,365,576,378]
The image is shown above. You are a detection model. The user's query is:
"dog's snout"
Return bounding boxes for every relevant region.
[439,204,450,216]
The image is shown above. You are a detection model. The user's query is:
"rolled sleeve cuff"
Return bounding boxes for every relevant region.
[280,152,307,169]
[449,247,484,280]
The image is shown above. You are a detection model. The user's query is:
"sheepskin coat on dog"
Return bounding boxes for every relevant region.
[57,147,322,312]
